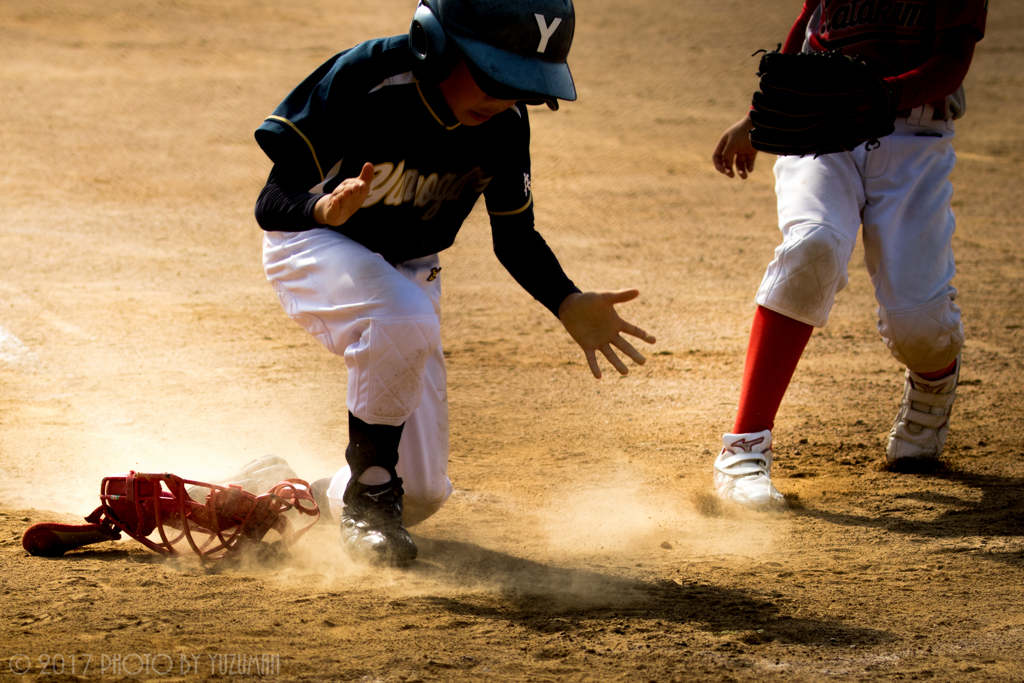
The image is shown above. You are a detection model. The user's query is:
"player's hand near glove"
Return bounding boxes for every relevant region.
[712,113,758,179]
[558,290,656,379]
[314,162,375,226]
[714,48,898,175]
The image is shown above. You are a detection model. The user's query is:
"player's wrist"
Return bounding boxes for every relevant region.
[557,292,582,320]
[313,195,332,225]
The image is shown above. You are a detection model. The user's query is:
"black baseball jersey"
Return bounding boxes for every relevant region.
[254,36,579,315]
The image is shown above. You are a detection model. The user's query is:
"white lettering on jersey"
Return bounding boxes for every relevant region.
[534,14,562,53]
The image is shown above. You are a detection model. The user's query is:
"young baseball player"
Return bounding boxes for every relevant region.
[254,0,655,563]
[709,0,987,507]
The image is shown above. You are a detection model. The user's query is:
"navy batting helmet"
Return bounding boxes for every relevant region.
[409,0,576,108]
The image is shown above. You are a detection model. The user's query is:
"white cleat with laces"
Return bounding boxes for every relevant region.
[713,430,785,508]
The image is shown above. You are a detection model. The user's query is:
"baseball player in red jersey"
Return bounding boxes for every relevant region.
[710,0,988,507]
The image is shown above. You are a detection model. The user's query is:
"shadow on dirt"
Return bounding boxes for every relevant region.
[796,466,1024,565]
[408,537,891,646]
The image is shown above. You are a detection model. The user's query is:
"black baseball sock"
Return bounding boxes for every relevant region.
[345,412,404,485]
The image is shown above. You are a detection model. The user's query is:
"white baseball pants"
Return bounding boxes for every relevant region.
[263,228,453,526]
[755,115,964,373]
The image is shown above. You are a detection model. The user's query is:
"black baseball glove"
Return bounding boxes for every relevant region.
[748,47,897,157]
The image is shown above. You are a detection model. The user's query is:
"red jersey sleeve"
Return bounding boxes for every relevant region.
[884,25,978,110]
[781,0,821,54]
[937,0,987,38]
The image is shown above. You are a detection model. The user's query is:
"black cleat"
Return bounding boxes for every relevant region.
[339,478,417,566]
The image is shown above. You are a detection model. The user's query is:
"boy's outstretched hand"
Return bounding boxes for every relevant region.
[558,290,656,379]
[314,162,375,226]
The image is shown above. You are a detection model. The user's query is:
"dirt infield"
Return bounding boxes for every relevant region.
[1,0,1022,680]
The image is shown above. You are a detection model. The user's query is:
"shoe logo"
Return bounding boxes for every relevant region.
[728,436,765,449]
[427,267,442,282]
[363,487,394,502]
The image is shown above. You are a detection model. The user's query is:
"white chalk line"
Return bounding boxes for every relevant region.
[0,323,33,364]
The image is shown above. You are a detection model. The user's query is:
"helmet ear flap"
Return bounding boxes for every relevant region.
[409,2,451,83]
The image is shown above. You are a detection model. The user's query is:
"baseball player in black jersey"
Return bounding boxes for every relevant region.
[254,0,655,565]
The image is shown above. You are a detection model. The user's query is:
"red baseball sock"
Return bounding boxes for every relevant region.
[732,306,814,435]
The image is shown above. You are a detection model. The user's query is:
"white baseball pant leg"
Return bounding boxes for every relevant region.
[263,228,453,527]
[756,114,963,373]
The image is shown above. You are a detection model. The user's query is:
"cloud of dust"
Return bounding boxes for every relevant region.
[6,425,791,604]
[535,467,784,555]
[3,412,342,523]
[222,467,798,611]
[492,466,793,605]
[228,518,453,596]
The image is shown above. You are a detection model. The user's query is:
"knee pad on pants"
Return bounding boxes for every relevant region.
[346,314,441,426]
[756,221,855,327]
[401,491,451,527]
[877,296,964,372]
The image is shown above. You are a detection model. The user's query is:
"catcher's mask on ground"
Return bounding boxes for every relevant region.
[22,472,319,561]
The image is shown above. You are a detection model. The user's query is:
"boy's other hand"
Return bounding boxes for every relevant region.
[712,114,758,179]
[558,290,656,379]
[315,162,375,226]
